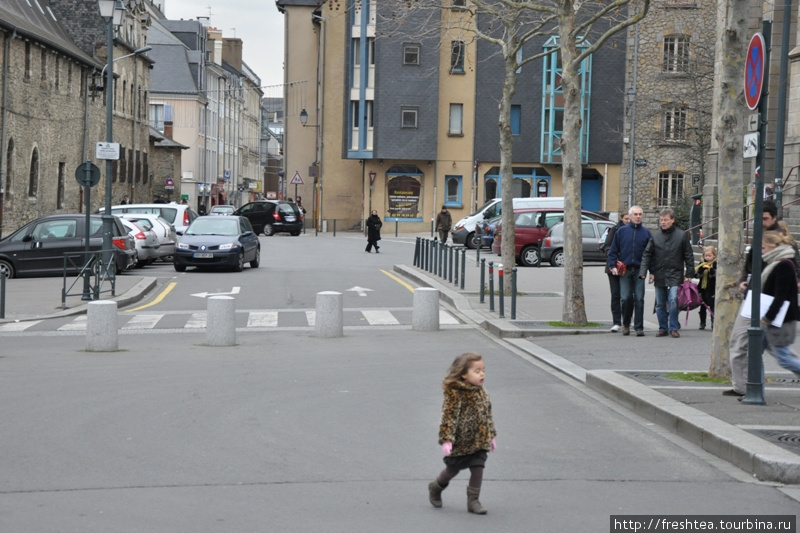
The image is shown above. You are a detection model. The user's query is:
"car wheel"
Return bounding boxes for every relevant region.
[520,245,540,267]
[174,262,186,272]
[0,259,15,279]
[290,231,301,236]
[464,232,476,249]
[250,247,260,268]
[550,249,565,267]
[263,224,275,237]
[234,252,244,272]
[161,255,173,263]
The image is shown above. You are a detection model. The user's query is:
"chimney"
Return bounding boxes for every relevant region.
[164,120,174,138]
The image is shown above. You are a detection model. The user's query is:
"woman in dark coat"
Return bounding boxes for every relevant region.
[366,210,383,253]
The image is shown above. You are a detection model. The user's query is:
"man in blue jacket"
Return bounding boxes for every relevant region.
[608,206,652,336]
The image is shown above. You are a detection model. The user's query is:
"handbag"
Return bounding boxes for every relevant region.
[615,260,626,277]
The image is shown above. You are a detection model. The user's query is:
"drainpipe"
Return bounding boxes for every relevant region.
[626,22,639,210]
[0,30,15,238]
[772,0,793,215]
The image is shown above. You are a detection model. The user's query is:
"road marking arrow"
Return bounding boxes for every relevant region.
[191,286,241,298]
[347,286,373,297]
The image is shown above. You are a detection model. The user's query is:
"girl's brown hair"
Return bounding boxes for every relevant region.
[702,245,717,260]
[443,352,483,389]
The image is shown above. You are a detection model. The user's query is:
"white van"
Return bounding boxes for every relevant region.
[451,197,565,248]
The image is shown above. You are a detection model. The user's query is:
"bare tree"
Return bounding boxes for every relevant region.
[383,1,649,323]
[709,0,749,377]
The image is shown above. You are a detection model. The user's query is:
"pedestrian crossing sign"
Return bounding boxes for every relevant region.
[290,171,304,185]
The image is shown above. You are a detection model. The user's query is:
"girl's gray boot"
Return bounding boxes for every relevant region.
[428,479,446,508]
[466,486,487,514]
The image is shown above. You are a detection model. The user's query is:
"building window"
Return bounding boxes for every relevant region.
[663,35,690,73]
[401,107,418,129]
[658,171,686,207]
[120,149,127,183]
[57,162,65,209]
[28,148,39,198]
[662,105,687,141]
[149,103,172,132]
[55,57,60,90]
[449,104,463,135]
[444,175,462,206]
[404,44,420,65]
[41,49,47,82]
[451,41,465,73]
[511,105,521,136]
[5,138,13,202]
[453,0,466,6]
[516,47,523,74]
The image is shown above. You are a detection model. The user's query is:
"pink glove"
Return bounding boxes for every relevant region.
[442,442,453,456]
[491,438,496,452]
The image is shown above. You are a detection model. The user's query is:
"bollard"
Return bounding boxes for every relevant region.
[511,267,517,319]
[476,238,481,267]
[0,270,5,319]
[461,249,466,289]
[537,239,542,268]
[207,296,236,346]
[414,237,420,267]
[489,261,495,312]
[333,219,337,236]
[454,247,459,285]
[498,263,505,318]
[86,300,118,352]
[395,220,398,237]
[315,291,343,338]
[480,258,486,304]
[448,246,454,283]
[412,287,439,331]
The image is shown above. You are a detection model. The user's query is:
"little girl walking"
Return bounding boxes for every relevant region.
[428,353,497,514]
[696,246,717,330]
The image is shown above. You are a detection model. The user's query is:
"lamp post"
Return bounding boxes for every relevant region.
[626,87,636,210]
[299,108,321,230]
[98,0,125,275]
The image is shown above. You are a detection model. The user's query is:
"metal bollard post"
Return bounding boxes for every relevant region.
[432,238,438,274]
[438,242,444,278]
[333,219,337,237]
[414,237,420,267]
[461,249,466,289]
[395,220,398,237]
[480,258,486,304]
[489,261,495,312]
[0,270,5,319]
[449,246,454,284]
[537,239,542,268]
[511,267,517,319]
[498,263,505,318]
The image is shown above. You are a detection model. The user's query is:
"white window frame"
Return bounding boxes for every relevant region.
[663,35,690,73]
[403,44,420,65]
[449,104,463,135]
[451,41,465,73]
[657,171,686,207]
[401,107,418,129]
[662,105,687,142]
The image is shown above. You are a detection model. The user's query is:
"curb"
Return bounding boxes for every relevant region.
[586,369,800,484]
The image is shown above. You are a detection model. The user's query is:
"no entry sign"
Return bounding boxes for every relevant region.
[745,33,765,110]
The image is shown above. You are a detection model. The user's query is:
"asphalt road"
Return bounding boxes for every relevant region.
[1,233,798,532]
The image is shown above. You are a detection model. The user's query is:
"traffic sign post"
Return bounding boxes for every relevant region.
[75,161,100,301]
[290,171,304,202]
[745,33,766,111]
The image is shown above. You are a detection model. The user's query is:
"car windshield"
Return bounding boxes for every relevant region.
[186,218,240,236]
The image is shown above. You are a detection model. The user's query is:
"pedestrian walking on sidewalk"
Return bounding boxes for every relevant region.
[639,207,695,338]
[436,205,453,244]
[428,353,497,514]
[601,213,630,332]
[607,206,651,337]
[365,210,382,253]
[758,231,800,379]
[696,246,717,330]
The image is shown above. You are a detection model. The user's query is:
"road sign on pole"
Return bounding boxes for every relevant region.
[745,33,766,110]
[290,171,304,185]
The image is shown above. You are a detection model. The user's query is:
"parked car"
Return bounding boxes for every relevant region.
[234,200,303,236]
[452,197,565,248]
[491,208,609,267]
[473,215,501,249]
[209,205,235,216]
[119,217,160,267]
[0,214,135,278]
[540,220,616,267]
[174,216,260,272]
[99,203,199,235]
[119,213,176,261]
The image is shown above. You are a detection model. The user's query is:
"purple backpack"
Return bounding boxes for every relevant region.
[677,281,711,325]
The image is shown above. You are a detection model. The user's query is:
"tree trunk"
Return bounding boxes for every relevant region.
[709,0,748,377]
[499,52,518,295]
[558,2,588,324]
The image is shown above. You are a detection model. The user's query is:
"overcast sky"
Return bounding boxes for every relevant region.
[162,0,285,97]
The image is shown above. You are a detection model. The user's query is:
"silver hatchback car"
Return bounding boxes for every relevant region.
[540,219,616,267]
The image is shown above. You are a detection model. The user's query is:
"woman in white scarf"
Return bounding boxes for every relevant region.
[759,231,800,378]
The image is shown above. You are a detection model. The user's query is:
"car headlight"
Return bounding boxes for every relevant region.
[219,243,239,250]
[177,242,189,249]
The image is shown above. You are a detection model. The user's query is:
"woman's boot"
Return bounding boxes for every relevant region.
[428,479,446,508]
[466,486,487,514]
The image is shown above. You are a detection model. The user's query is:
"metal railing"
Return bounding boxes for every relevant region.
[61,250,119,309]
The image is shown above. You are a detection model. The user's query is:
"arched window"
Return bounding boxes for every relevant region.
[28,148,39,197]
[5,138,13,201]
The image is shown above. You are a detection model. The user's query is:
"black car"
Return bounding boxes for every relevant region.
[173,216,260,272]
[0,214,136,278]
[234,201,303,236]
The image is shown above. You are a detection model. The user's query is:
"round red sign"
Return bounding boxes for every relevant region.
[745,33,765,110]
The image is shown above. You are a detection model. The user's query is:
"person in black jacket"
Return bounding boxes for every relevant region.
[759,231,800,378]
[601,213,630,332]
[365,210,383,253]
[608,206,651,336]
[639,207,695,338]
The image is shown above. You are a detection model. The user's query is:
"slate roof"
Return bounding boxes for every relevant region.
[147,19,200,94]
[0,0,101,68]
[149,126,187,149]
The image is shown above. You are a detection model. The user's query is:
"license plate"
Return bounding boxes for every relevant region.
[193,252,213,258]
[285,216,296,222]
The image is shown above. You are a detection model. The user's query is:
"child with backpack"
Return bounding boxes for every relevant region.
[696,245,717,330]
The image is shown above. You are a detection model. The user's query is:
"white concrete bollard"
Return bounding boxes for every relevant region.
[86,300,118,351]
[413,287,440,331]
[315,291,343,338]
[207,296,236,346]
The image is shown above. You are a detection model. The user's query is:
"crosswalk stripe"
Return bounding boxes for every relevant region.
[305,310,316,326]
[439,310,459,325]
[247,311,278,327]
[58,315,87,331]
[123,314,163,329]
[362,309,400,325]
[185,312,207,329]
[0,320,42,332]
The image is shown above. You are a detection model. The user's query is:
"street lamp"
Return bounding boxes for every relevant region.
[98,0,125,277]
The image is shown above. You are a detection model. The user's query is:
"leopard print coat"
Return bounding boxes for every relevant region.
[438,381,497,457]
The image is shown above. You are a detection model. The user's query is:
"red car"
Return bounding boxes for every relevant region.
[491,208,609,266]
